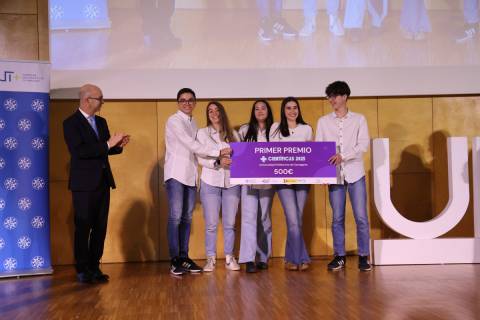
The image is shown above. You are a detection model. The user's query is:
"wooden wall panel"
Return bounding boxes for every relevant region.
[432,97,480,238]
[100,101,159,263]
[0,14,38,60]
[47,94,480,263]
[49,100,77,182]
[0,0,37,14]
[49,181,74,265]
[37,0,49,61]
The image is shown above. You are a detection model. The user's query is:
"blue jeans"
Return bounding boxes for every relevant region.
[165,178,197,259]
[328,176,370,256]
[464,0,479,24]
[303,0,339,18]
[400,0,431,34]
[257,0,282,19]
[276,184,311,265]
[344,0,386,29]
[200,181,241,257]
[238,186,274,263]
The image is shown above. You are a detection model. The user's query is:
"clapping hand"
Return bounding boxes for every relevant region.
[108,133,129,148]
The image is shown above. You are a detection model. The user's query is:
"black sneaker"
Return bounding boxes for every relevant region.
[256,262,268,270]
[358,256,372,272]
[327,256,346,271]
[181,257,202,273]
[170,257,186,276]
[273,18,297,37]
[245,262,257,273]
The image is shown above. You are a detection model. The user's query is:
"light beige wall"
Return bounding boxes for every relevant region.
[2,0,478,265]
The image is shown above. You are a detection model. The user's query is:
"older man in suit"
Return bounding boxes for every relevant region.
[63,84,129,283]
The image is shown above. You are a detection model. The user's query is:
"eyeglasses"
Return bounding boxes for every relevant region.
[88,96,104,102]
[178,99,196,105]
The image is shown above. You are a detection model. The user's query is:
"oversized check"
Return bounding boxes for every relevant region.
[230,142,337,184]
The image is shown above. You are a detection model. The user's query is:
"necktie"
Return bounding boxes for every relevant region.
[87,116,99,138]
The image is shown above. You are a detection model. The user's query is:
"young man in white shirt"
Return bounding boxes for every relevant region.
[315,81,372,272]
[164,88,231,275]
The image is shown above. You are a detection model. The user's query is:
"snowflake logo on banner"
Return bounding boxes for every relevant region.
[4,137,18,150]
[49,5,64,20]
[0,199,5,210]
[3,257,17,271]
[4,217,17,230]
[3,98,17,111]
[0,157,5,169]
[32,177,46,190]
[17,236,32,249]
[18,119,32,132]
[4,178,18,191]
[84,4,100,19]
[0,238,5,250]
[31,256,45,269]
[0,119,5,130]
[18,197,32,211]
[31,99,45,112]
[31,216,45,229]
[31,137,45,150]
[18,157,32,170]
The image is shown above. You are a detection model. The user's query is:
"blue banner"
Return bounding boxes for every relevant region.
[0,60,52,277]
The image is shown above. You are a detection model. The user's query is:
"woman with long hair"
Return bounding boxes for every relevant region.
[238,100,275,273]
[270,97,313,271]
[197,101,241,272]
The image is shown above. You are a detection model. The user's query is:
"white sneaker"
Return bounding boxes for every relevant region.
[299,16,316,37]
[203,256,216,272]
[456,25,477,43]
[329,14,344,37]
[225,255,240,271]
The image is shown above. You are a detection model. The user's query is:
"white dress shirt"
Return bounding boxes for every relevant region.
[238,124,268,142]
[269,122,313,142]
[315,111,369,184]
[78,108,110,149]
[196,126,240,188]
[164,111,220,187]
[238,124,272,190]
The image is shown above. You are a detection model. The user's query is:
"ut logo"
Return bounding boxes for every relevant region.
[0,71,15,82]
[372,137,480,265]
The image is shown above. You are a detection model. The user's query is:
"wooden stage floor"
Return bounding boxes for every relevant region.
[0,257,479,320]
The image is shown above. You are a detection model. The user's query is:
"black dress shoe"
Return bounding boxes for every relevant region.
[245,262,257,273]
[256,262,268,270]
[77,271,94,284]
[91,269,110,283]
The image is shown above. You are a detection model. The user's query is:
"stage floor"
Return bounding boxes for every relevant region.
[0,257,479,319]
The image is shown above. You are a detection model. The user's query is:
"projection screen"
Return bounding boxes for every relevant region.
[49,0,480,99]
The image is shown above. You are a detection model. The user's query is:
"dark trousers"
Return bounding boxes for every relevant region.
[72,173,110,273]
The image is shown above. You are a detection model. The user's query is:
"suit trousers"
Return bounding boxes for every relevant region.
[72,170,110,273]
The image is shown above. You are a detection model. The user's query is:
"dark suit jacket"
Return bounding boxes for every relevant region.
[63,110,122,191]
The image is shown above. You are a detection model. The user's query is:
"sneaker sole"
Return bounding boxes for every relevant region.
[188,270,202,273]
[170,270,185,276]
[327,266,345,271]
[359,267,372,272]
[226,267,241,271]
